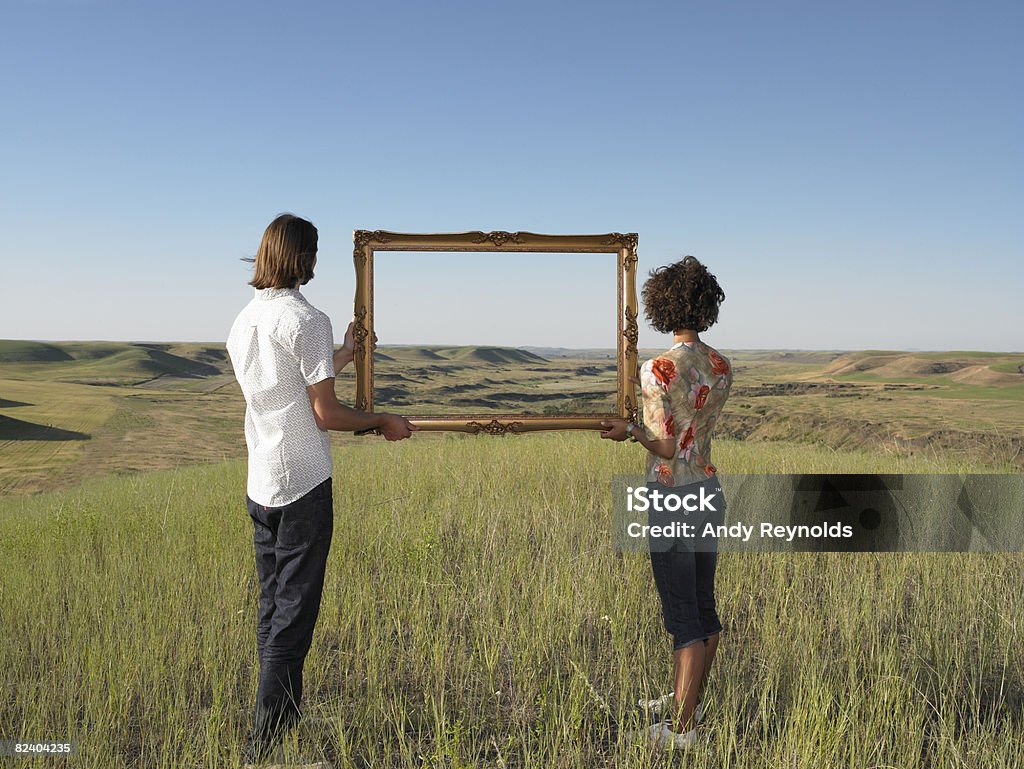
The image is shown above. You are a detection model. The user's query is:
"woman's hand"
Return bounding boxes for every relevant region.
[601,420,677,459]
[600,419,630,441]
[333,320,379,373]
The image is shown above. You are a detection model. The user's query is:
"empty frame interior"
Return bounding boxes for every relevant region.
[352,231,639,434]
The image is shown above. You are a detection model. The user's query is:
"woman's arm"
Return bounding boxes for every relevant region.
[332,321,380,374]
[333,321,356,374]
[599,419,677,460]
[633,425,677,460]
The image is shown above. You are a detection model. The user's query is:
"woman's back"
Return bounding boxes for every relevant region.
[639,339,733,486]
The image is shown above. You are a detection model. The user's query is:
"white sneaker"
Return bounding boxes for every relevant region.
[638,692,705,725]
[243,760,331,769]
[645,720,698,749]
[242,745,332,769]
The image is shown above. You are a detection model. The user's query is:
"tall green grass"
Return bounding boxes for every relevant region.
[1,435,1021,768]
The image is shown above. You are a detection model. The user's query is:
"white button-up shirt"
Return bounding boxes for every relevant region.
[227,287,335,507]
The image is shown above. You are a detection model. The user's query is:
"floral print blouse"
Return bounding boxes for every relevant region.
[640,340,733,487]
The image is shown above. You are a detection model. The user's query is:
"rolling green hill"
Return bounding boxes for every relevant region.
[435,345,548,364]
[820,351,1024,384]
[0,341,228,385]
[375,345,549,365]
[0,340,75,362]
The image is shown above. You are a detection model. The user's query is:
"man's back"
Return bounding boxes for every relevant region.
[227,286,335,507]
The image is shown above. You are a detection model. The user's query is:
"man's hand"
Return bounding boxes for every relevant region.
[307,379,415,436]
[378,413,418,441]
[600,419,630,441]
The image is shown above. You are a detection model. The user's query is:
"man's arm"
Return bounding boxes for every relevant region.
[306,378,416,440]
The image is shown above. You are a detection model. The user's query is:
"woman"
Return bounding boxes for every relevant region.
[601,255,732,749]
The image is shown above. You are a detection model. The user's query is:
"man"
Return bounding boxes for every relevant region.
[227,213,415,764]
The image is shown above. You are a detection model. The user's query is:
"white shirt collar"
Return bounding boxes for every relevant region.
[255,287,303,301]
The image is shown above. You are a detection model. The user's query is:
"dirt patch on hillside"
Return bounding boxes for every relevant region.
[821,354,900,377]
[948,366,1023,386]
[821,353,976,378]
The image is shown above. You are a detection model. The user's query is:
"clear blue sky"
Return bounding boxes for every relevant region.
[1,0,1020,351]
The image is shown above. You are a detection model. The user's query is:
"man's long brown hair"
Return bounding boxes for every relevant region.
[246,214,318,289]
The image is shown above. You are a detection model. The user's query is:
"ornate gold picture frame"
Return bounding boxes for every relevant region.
[352,230,639,434]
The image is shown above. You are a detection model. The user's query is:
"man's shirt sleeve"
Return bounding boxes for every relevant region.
[295,311,335,386]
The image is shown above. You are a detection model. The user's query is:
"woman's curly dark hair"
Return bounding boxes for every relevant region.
[642,256,725,333]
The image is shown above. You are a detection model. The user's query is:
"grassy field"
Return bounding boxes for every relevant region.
[1,434,1022,768]
[1,341,1022,766]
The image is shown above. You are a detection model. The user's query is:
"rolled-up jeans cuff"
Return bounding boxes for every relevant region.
[673,634,710,651]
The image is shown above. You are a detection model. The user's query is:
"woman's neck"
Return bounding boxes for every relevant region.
[673,329,700,344]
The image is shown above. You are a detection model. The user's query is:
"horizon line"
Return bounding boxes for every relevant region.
[1,338,1022,356]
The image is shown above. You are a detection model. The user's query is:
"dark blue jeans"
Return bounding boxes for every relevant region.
[245,477,333,756]
[647,476,725,651]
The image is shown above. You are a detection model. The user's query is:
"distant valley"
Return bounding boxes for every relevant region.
[1,340,1022,494]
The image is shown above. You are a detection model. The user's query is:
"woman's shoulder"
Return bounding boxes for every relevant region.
[699,341,729,358]
[640,350,687,391]
[643,345,686,366]
[699,343,732,379]
[644,343,733,385]
[641,344,700,374]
